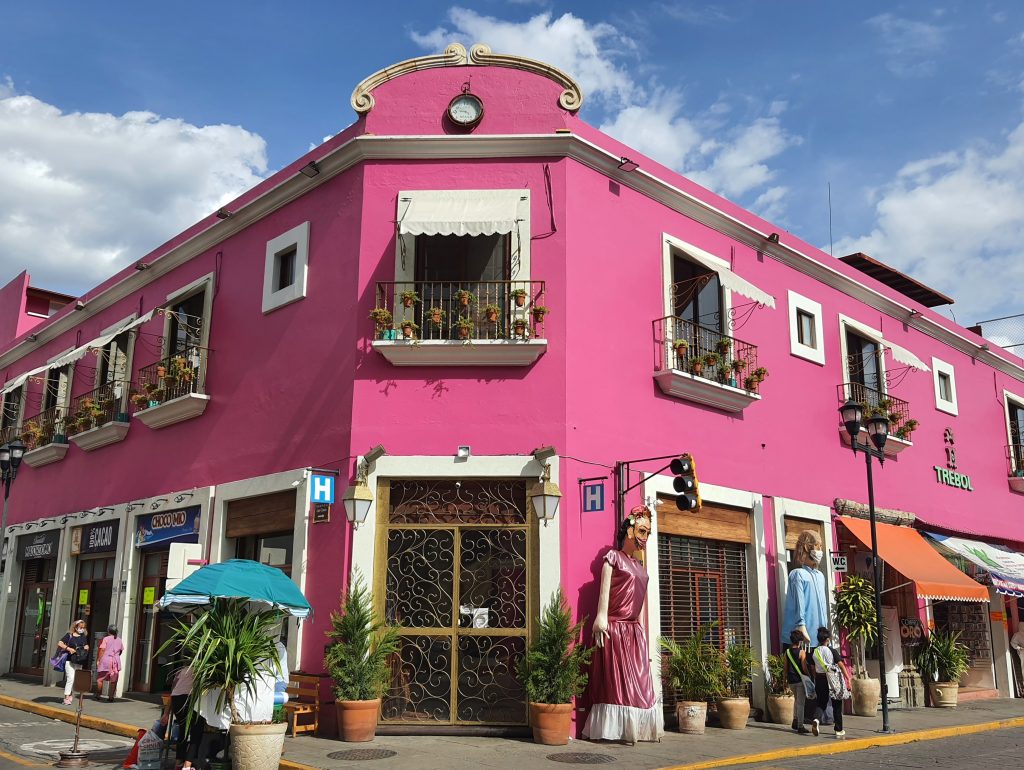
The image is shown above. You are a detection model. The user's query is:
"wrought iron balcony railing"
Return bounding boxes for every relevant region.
[836,382,915,440]
[0,424,20,446]
[373,281,547,342]
[1008,444,1024,477]
[19,405,66,449]
[654,315,762,390]
[65,381,128,436]
[134,346,207,411]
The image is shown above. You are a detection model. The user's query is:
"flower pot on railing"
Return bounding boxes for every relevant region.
[483,305,500,323]
[512,319,528,338]
[427,308,445,326]
[456,290,475,308]
[455,319,474,340]
[400,321,419,340]
[511,289,528,307]
[531,306,549,324]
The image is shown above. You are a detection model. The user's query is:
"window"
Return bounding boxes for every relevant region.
[1,387,22,437]
[168,291,206,356]
[42,366,69,412]
[672,254,722,332]
[262,222,310,313]
[1008,396,1024,471]
[788,291,825,365]
[845,328,883,395]
[932,357,958,415]
[97,332,130,386]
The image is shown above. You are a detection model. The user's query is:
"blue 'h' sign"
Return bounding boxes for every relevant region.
[310,474,335,504]
[582,482,605,512]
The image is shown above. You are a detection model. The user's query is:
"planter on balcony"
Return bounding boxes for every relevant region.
[837,425,911,457]
[373,338,547,367]
[1009,474,1024,493]
[134,393,211,429]
[654,369,761,412]
[23,440,70,468]
[69,420,131,451]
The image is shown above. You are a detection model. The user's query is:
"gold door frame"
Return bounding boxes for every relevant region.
[374,478,539,726]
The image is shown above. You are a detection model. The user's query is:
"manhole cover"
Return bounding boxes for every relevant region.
[546,752,616,764]
[326,748,398,761]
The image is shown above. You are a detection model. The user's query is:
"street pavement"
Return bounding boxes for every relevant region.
[0,703,133,768]
[1,676,1023,769]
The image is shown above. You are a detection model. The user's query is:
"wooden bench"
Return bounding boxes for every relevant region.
[284,674,321,737]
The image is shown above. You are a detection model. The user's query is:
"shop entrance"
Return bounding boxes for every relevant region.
[379,479,532,727]
[13,558,57,676]
[74,556,115,663]
[130,549,175,692]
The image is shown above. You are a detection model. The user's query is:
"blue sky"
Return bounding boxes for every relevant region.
[3,2,1024,324]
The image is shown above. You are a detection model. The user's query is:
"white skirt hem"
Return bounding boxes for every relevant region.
[582,702,664,743]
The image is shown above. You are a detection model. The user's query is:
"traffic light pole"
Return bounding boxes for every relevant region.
[615,453,694,527]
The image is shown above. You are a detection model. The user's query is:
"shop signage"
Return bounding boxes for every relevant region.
[934,428,973,491]
[72,520,120,556]
[142,586,155,605]
[135,506,201,548]
[831,554,848,572]
[582,482,605,513]
[990,610,1006,622]
[925,532,1024,595]
[899,617,925,646]
[78,589,89,605]
[17,530,60,561]
[310,475,335,504]
[312,503,331,523]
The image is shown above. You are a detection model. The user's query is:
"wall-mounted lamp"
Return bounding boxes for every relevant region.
[216,208,234,220]
[907,309,920,317]
[529,462,562,526]
[173,492,194,504]
[125,502,144,513]
[456,445,472,459]
[299,161,321,178]
[532,445,557,462]
[617,157,639,172]
[74,301,86,311]
[364,444,387,464]
[766,232,780,244]
[980,344,990,352]
[342,477,373,530]
[135,262,150,271]
[150,498,168,510]
[26,334,37,342]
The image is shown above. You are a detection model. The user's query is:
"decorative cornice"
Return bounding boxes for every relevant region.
[350,42,583,115]
[833,498,915,526]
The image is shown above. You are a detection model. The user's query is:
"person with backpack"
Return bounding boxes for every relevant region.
[56,619,91,705]
[810,626,852,739]
[783,629,812,734]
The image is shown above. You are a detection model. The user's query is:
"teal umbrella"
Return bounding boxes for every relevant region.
[158,559,312,618]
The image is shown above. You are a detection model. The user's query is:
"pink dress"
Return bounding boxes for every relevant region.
[583,549,664,742]
[96,635,124,681]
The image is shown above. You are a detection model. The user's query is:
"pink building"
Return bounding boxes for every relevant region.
[0,45,1022,731]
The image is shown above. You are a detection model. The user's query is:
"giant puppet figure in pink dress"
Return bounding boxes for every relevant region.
[583,505,664,744]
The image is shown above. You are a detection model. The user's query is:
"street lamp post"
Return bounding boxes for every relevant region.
[838,400,894,734]
[0,439,26,573]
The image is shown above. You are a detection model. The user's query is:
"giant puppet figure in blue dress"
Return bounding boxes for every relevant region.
[783,529,830,644]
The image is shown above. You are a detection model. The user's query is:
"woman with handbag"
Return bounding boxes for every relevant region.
[810,626,852,739]
[783,629,812,734]
[56,619,91,705]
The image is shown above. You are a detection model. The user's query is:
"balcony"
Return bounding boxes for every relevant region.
[1007,445,1024,493]
[371,281,548,366]
[836,382,915,457]
[67,381,131,452]
[20,405,69,468]
[132,347,211,429]
[652,316,763,412]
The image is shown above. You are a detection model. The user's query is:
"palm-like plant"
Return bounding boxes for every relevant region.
[833,575,878,678]
[517,588,591,704]
[764,653,791,696]
[158,598,286,730]
[721,643,759,698]
[914,629,970,683]
[660,623,725,702]
[324,575,400,701]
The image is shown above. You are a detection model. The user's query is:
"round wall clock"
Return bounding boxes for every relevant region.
[447,93,484,128]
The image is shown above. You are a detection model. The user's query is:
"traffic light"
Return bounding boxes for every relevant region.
[671,453,701,511]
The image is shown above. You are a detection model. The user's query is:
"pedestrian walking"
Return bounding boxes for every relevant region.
[167,664,206,770]
[810,626,851,740]
[95,625,124,702]
[56,619,90,705]
[783,629,811,734]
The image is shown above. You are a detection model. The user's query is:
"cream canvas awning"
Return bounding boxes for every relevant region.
[678,243,776,309]
[398,189,527,237]
[926,532,1024,597]
[1,363,52,396]
[843,317,929,371]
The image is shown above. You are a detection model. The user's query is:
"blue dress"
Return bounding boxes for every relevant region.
[782,566,829,643]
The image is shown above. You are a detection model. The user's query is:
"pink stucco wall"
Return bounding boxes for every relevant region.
[3,61,1023,673]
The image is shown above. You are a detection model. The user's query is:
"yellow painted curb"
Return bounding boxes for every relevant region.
[657,715,1024,770]
[0,693,319,770]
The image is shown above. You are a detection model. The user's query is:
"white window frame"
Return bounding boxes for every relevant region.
[788,290,825,365]
[661,234,731,323]
[262,222,310,314]
[1003,389,1024,468]
[838,315,888,397]
[931,357,958,416]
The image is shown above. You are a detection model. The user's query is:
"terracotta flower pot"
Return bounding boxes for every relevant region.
[675,701,707,735]
[336,698,381,742]
[532,310,546,323]
[716,697,750,730]
[459,295,471,307]
[851,677,880,716]
[402,325,414,339]
[457,326,471,340]
[402,298,413,308]
[228,722,287,770]
[929,682,959,708]
[514,295,526,307]
[529,702,572,745]
[430,311,443,324]
[766,693,795,725]
[486,309,498,322]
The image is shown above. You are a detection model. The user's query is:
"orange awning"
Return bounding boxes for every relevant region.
[839,517,989,603]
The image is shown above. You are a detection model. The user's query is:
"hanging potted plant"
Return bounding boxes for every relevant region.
[20,421,43,450]
[764,653,794,725]
[325,576,400,742]
[510,288,528,307]
[716,337,733,356]
[531,306,549,324]
[915,629,970,708]
[729,358,747,387]
[660,623,724,735]
[718,643,758,730]
[369,308,393,331]
[426,307,445,326]
[455,289,476,308]
[482,304,501,323]
[130,390,151,411]
[703,352,721,371]
[690,356,705,377]
[454,318,475,340]
[516,588,591,745]
[673,338,689,365]
[895,418,919,441]
[511,317,529,338]
[399,320,419,339]
[833,575,880,716]
[399,289,419,308]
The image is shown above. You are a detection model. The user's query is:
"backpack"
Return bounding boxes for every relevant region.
[814,646,850,700]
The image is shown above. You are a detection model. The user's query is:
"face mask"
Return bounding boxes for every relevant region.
[810,549,824,564]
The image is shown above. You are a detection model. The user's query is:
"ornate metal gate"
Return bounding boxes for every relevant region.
[378,479,532,726]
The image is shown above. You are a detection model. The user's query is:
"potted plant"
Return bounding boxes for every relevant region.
[703,352,721,370]
[455,289,476,307]
[510,288,528,307]
[716,337,733,355]
[531,306,549,324]
[895,418,919,441]
[325,576,400,742]
[399,320,419,339]
[369,308,393,330]
[159,598,288,770]
[512,317,528,337]
[482,304,501,323]
[454,318,475,340]
[690,357,705,377]
[516,588,591,745]
[745,366,769,393]
[833,575,879,716]
[399,289,419,308]
[660,623,724,735]
[673,338,689,363]
[20,421,43,450]
[914,629,970,708]
[130,390,151,411]
[718,643,758,730]
[764,653,794,725]
[426,307,445,325]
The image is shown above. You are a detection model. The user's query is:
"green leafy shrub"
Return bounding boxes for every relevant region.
[516,588,591,704]
[324,575,400,702]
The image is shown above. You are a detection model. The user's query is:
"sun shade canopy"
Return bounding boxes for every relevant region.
[158,559,312,618]
[925,532,1024,597]
[398,189,527,237]
[839,517,989,602]
[843,317,929,372]
[676,242,776,309]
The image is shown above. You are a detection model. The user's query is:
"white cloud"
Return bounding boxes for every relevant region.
[659,3,732,25]
[688,117,799,198]
[0,84,267,295]
[752,186,789,222]
[866,13,946,77]
[598,99,701,170]
[834,123,1024,319]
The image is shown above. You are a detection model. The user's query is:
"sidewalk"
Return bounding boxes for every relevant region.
[1,676,1022,770]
